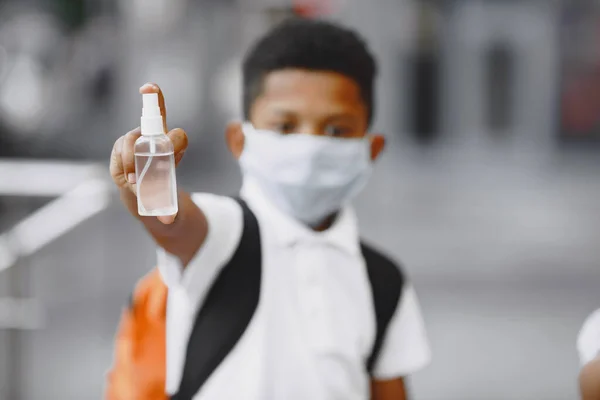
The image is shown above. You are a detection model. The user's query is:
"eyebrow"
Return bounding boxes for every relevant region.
[270,109,297,118]
[270,108,358,122]
[325,113,359,122]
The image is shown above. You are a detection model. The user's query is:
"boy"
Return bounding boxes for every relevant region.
[107,18,430,400]
[578,310,600,399]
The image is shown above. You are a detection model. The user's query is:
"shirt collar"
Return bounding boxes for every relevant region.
[239,177,361,256]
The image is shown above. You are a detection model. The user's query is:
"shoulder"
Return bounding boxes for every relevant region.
[359,242,408,338]
[360,241,407,287]
[578,309,600,365]
[190,192,243,218]
[361,242,431,378]
[190,192,245,250]
[156,193,246,294]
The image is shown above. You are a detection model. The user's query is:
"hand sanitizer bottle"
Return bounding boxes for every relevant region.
[134,93,178,216]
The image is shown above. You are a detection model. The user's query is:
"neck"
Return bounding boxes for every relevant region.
[311,212,338,232]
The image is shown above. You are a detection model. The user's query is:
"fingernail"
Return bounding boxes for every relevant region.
[157,215,176,225]
[115,140,123,154]
[127,173,136,184]
[139,83,157,92]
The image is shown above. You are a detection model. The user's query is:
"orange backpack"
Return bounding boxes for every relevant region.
[105,268,169,400]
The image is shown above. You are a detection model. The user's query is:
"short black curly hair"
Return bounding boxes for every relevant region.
[242,18,378,125]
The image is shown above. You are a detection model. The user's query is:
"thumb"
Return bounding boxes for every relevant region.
[157,214,176,225]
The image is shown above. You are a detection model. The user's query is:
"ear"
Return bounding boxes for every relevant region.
[225,121,245,159]
[369,134,386,161]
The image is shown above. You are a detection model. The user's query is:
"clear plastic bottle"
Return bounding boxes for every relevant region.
[134,93,178,216]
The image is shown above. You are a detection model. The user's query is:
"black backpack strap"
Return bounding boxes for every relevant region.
[171,198,262,400]
[360,241,405,375]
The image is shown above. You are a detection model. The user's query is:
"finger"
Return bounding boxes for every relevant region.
[120,127,141,184]
[110,136,126,183]
[157,215,176,225]
[174,151,185,166]
[167,128,188,155]
[140,82,167,132]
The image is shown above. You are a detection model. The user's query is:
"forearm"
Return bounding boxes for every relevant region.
[581,358,600,400]
[120,188,208,267]
[371,378,408,400]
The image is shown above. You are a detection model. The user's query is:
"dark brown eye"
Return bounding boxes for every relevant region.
[273,122,296,134]
[324,125,351,137]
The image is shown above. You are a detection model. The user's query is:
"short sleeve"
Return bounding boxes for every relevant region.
[578,309,600,366]
[157,193,243,308]
[371,284,432,380]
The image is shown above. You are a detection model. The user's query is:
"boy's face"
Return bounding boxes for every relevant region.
[226,69,385,160]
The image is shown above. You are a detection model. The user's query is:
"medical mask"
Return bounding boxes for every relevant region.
[238,123,373,227]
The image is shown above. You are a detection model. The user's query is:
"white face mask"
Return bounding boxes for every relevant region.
[239,123,373,227]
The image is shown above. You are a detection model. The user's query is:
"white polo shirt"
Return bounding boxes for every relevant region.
[157,179,431,400]
[578,309,600,366]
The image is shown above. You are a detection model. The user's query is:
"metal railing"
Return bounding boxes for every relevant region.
[0,159,113,329]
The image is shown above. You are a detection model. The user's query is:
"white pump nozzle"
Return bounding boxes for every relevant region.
[142,93,160,116]
[141,93,164,136]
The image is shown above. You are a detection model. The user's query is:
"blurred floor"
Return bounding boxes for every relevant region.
[1,142,599,400]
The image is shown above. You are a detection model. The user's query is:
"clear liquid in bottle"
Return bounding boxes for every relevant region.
[134,135,178,216]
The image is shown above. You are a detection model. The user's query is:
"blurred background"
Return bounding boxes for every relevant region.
[0,0,599,399]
